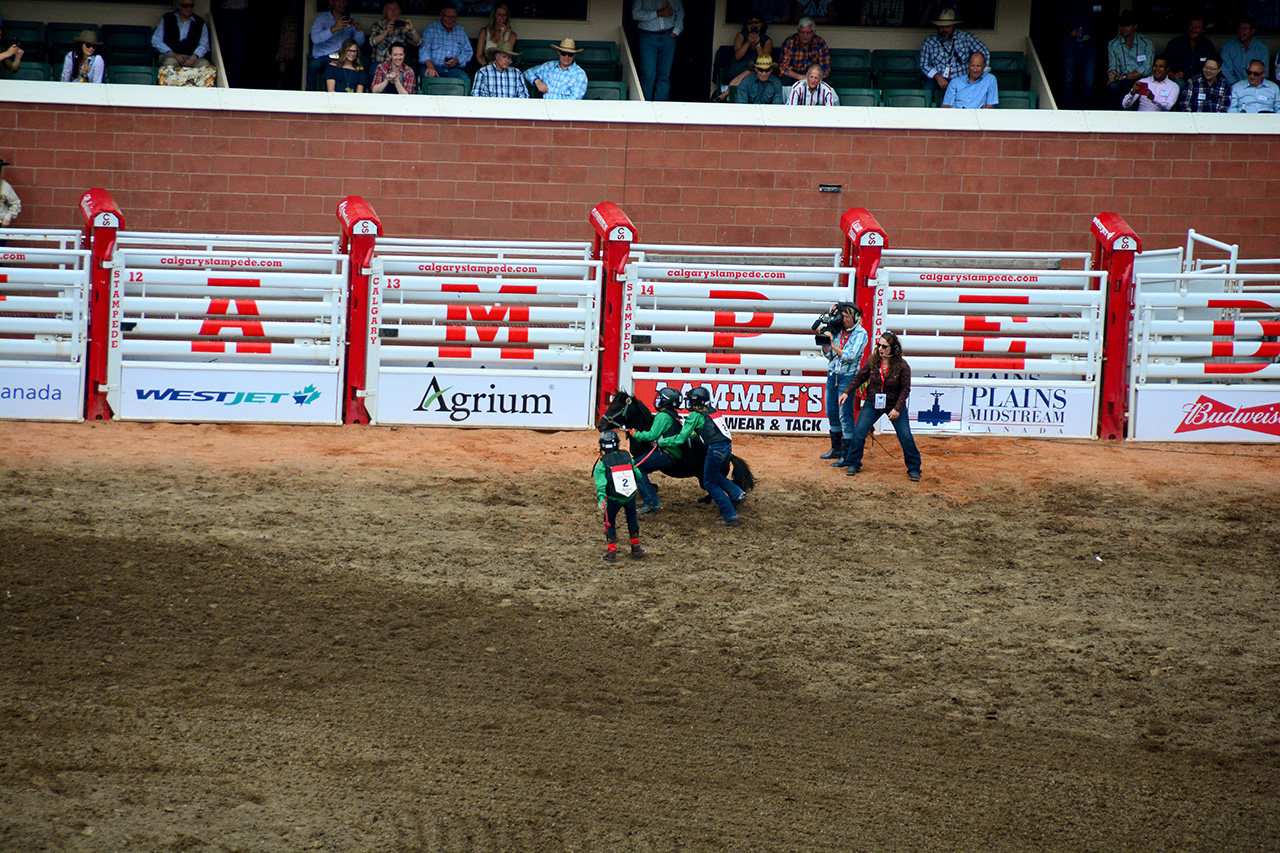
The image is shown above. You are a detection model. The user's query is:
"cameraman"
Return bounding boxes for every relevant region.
[370,2,421,66]
[816,302,868,465]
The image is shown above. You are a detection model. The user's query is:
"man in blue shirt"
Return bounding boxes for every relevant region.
[1229,60,1280,111]
[523,38,589,100]
[418,3,472,81]
[941,51,999,108]
[310,0,365,91]
[632,0,684,102]
[1220,16,1270,86]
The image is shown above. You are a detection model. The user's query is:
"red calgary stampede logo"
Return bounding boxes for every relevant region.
[1175,395,1280,437]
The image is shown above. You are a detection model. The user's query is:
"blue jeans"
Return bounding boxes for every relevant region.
[844,405,922,476]
[604,499,639,542]
[826,373,857,438]
[634,446,677,508]
[638,30,676,101]
[703,440,741,521]
[431,65,470,81]
[1060,36,1097,110]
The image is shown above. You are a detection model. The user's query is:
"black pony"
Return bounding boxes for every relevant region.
[597,390,755,496]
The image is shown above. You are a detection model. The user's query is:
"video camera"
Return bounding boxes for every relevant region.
[812,302,857,346]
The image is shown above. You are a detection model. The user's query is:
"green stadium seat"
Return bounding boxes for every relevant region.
[2,20,46,62]
[516,43,558,72]
[0,62,52,81]
[882,89,933,108]
[101,25,155,67]
[872,49,919,90]
[576,40,620,81]
[827,48,871,89]
[106,64,158,85]
[834,87,880,106]
[996,89,1038,109]
[584,80,626,100]
[421,75,470,96]
[989,51,1026,91]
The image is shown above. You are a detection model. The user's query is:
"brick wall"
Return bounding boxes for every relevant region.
[4,103,1279,257]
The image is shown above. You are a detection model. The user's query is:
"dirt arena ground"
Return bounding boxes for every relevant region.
[1,421,1278,852]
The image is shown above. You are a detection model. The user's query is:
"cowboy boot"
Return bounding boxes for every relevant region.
[819,430,842,459]
[830,438,852,467]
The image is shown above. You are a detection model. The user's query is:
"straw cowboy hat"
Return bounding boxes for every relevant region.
[73,29,104,47]
[551,37,583,54]
[751,54,776,72]
[485,39,520,58]
[931,9,962,27]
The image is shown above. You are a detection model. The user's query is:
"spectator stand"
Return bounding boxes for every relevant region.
[100,231,348,424]
[1125,229,1280,442]
[617,242,854,436]
[865,244,1106,438]
[0,230,92,421]
[358,236,604,429]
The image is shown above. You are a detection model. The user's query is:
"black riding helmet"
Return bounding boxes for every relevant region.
[654,387,681,411]
[684,387,711,408]
[599,430,621,452]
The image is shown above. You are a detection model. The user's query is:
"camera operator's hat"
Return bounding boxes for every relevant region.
[751,54,776,71]
[931,9,962,26]
[551,38,583,54]
[486,39,520,58]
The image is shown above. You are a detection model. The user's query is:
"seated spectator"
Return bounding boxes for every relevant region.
[794,0,837,25]
[153,0,213,70]
[0,14,25,74]
[1122,55,1177,111]
[920,9,989,93]
[779,17,829,84]
[310,0,365,91]
[419,4,472,81]
[472,40,526,97]
[736,54,786,104]
[523,38,588,100]
[1220,17,1270,86]
[714,14,773,101]
[787,61,839,105]
[1179,57,1231,111]
[1165,17,1217,86]
[323,38,366,93]
[1229,59,1279,110]
[1106,10,1154,109]
[941,51,998,108]
[476,5,517,68]
[62,31,105,84]
[862,0,904,26]
[369,2,421,67]
[0,157,20,232]
[370,43,415,94]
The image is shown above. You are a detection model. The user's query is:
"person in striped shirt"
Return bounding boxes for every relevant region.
[787,62,840,105]
[523,38,588,100]
[472,40,528,98]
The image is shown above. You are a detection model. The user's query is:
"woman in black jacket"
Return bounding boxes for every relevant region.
[837,330,923,481]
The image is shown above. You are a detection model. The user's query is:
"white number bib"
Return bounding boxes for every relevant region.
[609,464,638,497]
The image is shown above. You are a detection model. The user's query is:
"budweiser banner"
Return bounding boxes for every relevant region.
[1132,387,1280,442]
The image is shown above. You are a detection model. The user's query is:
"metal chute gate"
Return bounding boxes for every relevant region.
[360,238,603,428]
[0,229,92,421]
[617,244,855,435]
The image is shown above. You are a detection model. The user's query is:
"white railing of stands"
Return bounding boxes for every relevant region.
[0,246,92,421]
[363,239,602,428]
[116,231,341,254]
[871,263,1107,438]
[1128,272,1280,442]
[621,245,853,436]
[0,228,83,250]
[1183,229,1239,274]
[104,246,348,424]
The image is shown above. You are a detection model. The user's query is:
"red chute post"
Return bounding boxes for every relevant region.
[840,208,887,332]
[1092,212,1142,441]
[79,189,124,421]
[590,202,636,421]
[337,196,382,424]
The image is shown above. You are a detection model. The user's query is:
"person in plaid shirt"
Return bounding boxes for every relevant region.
[779,17,829,84]
[472,40,528,98]
[371,44,417,94]
[1178,56,1230,112]
[418,3,472,81]
[919,9,988,93]
[523,38,589,100]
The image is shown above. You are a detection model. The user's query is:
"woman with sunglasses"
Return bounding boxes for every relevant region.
[714,16,773,101]
[323,38,366,93]
[61,30,105,83]
[836,330,922,481]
